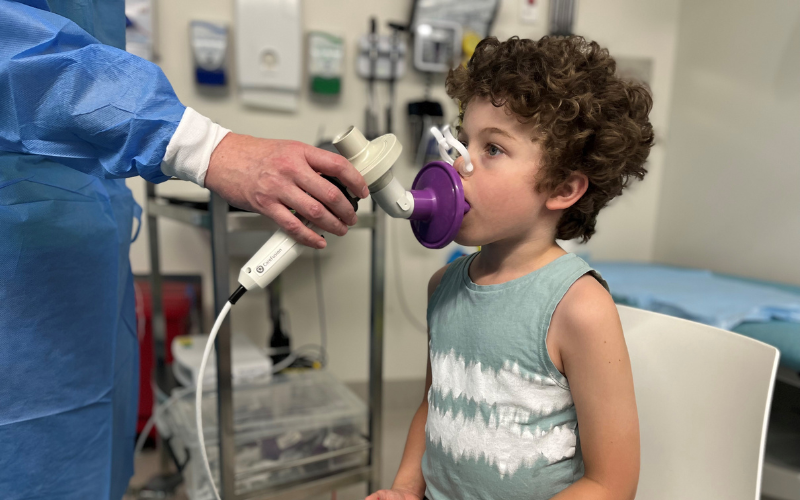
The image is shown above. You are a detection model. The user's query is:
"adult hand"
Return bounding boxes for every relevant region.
[205,133,369,249]
[365,489,422,500]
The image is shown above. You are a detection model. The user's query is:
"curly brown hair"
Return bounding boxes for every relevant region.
[446,36,654,242]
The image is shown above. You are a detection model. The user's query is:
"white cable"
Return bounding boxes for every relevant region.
[268,344,328,374]
[270,351,299,373]
[193,304,321,500]
[195,301,325,500]
[390,220,428,334]
[196,301,232,500]
[134,386,195,457]
[135,414,157,458]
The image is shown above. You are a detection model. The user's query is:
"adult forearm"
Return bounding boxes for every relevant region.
[390,402,429,497]
[0,1,185,182]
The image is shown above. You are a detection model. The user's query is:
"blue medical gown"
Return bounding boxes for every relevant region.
[0,1,186,498]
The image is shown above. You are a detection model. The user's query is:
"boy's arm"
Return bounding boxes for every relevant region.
[548,276,640,500]
[366,265,448,500]
[371,352,431,500]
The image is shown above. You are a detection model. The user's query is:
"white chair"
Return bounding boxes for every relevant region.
[618,305,780,500]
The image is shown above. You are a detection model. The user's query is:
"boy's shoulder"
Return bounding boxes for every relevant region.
[555,272,618,337]
[428,263,451,300]
[428,253,474,300]
[548,272,622,372]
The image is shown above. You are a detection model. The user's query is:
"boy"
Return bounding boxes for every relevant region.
[368,35,653,500]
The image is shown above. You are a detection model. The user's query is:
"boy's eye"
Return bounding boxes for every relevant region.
[487,144,502,156]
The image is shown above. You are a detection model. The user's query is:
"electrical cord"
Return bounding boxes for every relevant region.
[270,349,301,374]
[134,386,195,457]
[194,282,335,499]
[295,344,328,366]
[391,219,428,334]
[196,300,230,500]
[196,284,246,500]
[270,343,328,373]
[272,302,328,369]
[141,341,321,483]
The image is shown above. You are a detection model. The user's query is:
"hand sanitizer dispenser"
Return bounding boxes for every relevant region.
[235,0,302,112]
[190,21,228,86]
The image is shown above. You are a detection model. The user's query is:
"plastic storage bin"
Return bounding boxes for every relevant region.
[156,371,369,499]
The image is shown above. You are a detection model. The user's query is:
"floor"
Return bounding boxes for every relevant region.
[125,379,425,500]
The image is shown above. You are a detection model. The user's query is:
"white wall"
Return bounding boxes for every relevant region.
[128,0,681,382]
[653,0,800,285]
[572,0,680,262]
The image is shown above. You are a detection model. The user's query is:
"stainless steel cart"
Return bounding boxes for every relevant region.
[145,182,385,499]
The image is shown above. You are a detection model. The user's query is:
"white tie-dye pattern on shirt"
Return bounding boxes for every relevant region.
[427,405,577,476]
[427,349,577,476]
[430,349,574,415]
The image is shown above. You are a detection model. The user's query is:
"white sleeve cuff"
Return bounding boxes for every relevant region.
[160,107,231,187]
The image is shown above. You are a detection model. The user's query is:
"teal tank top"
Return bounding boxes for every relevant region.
[422,253,608,500]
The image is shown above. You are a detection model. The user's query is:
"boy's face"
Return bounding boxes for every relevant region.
[454,97,553,247]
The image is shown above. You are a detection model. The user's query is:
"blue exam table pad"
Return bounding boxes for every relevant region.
[591,261,800,371]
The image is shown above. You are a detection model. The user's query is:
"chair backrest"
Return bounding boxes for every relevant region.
[618,305,779,500]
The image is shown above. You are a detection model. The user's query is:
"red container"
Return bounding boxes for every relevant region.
[134,279,198,436]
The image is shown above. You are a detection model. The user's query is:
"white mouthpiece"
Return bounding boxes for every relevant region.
[333,126,403,187]
[333,126,370,161]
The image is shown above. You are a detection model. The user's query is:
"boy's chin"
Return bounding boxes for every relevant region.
[454,230,486,248]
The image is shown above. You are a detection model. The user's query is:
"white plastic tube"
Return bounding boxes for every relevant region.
[371,177,415,219]
[195,301,232,500]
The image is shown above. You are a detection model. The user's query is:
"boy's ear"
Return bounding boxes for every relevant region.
[546,172,589,211]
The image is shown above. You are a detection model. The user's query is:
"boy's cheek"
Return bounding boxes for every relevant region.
[461,179,474,202]
[472,180,511,209]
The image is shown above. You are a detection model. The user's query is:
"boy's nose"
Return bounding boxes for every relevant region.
[454,156,468,178]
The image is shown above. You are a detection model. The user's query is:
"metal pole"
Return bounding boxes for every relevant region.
[146,183,167,384]
[210,192,236,499]
[368,203,387,491]
[146,182,172,470]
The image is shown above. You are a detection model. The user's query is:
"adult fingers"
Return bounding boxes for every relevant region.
[303,145,369,199]
[262,204,327,249]
[280,186,348,237]
[298,169,358,226]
